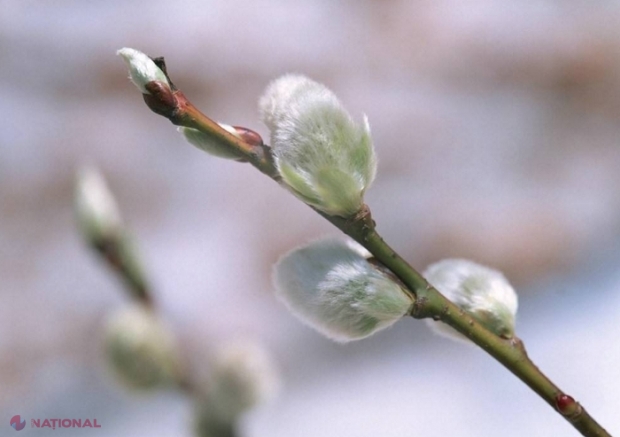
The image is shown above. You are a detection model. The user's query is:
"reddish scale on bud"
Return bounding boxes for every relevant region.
[143,81,177,118]
[232,126,264,148]
[555,394,579,416]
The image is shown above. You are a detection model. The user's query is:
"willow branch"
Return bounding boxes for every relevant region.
[132,57,611,437]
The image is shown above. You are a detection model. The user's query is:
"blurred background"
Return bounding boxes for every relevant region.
[2,0,620,435]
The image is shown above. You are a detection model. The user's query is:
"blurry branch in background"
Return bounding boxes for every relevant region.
[75,165,279,437]
[116,47,611,437]
[74,166,152,305]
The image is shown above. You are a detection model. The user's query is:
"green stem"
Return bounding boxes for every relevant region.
[137,75,611,437]
[334,211,610,437]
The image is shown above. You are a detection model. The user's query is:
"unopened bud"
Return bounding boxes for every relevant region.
[117,47,170,95]
[179,125,243,160]
[273,238,413,342]
[259,75,377,217]
[75,166,123,244]
[424,259,518,341]
[104,305,180,390]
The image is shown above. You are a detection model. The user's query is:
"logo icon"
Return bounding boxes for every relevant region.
[10,416,25,431]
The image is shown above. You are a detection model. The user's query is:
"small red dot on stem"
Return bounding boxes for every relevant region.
[555,394,576,414]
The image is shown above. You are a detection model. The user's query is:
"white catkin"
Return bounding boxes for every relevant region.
[273,238,413,342]
[104,305,180,390]
[424,258,518,342]
[194,341,280,437]
[259,75,377,217]
[207,341,280,421]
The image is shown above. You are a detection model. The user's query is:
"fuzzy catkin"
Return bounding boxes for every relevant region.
[273,238,412,342]
[424,259,518,342]
[208,341,279,421]
[104,305,180,389]
[259,75,376,217]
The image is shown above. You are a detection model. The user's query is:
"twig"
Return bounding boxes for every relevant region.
[132,56,611,437]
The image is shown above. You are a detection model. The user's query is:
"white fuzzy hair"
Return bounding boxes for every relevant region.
[423,259,518,342]
[273,238,412,342]
[259,75,377,217]
[117,47,169,94]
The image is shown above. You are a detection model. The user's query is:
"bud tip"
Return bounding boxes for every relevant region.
[116,47,170,94]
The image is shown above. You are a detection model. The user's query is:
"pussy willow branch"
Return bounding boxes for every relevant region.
[93,236,153,307]
[91,225,242,436]
[94,242,199,395]
[133,59,611,437]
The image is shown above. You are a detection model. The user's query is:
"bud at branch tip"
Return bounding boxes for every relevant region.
[74,166,123,244]
[117,47,170,94]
